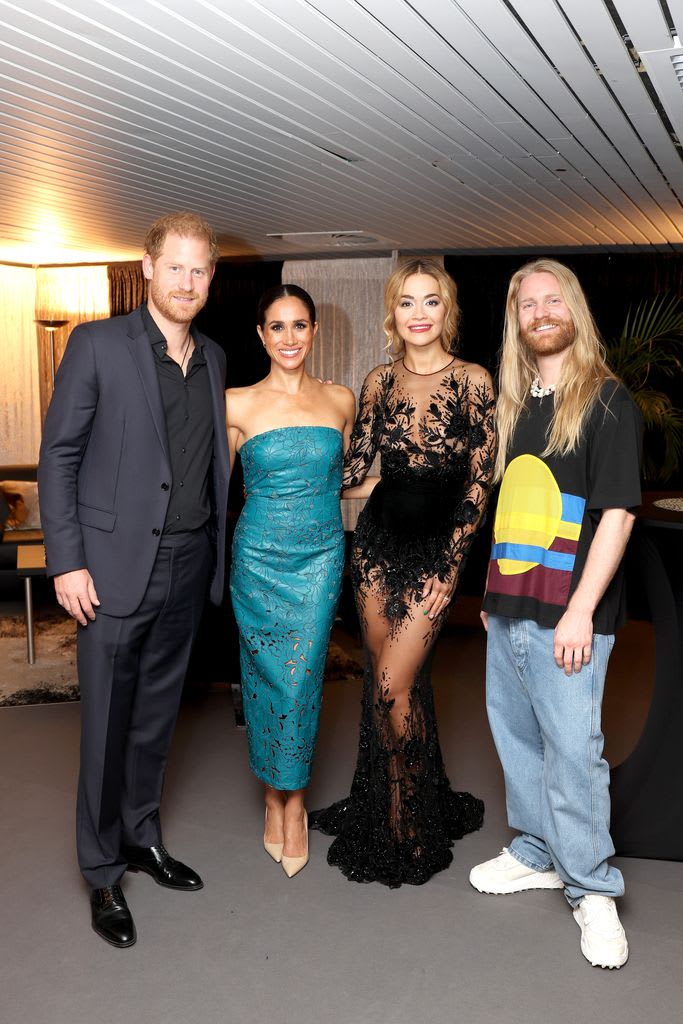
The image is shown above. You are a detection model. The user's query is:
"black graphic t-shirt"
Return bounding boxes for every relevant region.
[483,381,642,634]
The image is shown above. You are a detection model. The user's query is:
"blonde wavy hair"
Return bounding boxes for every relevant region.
[495,258,616,481]
[383,258,460,357]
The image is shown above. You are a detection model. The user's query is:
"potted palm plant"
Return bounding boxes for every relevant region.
[605,294,683,483]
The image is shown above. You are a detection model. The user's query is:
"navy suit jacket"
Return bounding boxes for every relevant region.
[38,307,229,617]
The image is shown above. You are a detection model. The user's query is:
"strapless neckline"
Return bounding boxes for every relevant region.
[240,424,343,452]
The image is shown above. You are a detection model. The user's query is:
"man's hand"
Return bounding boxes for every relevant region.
[553,606,592,676]
[480,610,489,632]
[54,569,100,625]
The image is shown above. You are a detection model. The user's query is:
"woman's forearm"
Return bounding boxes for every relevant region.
[342,476,380,500]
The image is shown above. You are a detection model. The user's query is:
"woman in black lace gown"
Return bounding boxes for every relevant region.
[310,258,496,887]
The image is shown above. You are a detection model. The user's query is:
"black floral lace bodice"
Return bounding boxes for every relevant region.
[344,357,493,497]
[343,357,496,621]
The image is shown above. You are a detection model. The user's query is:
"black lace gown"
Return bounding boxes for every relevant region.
[310,357,496,887]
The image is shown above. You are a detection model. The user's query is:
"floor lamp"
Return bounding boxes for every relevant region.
[34,319,69,388]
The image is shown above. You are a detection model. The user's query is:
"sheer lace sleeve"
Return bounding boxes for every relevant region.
[342,366,385,489]
[446,366,496,582]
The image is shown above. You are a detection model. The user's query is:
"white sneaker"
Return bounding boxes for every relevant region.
[573,895,629,969]
[469,848,565,894]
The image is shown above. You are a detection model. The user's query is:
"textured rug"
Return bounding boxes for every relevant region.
[0,612,78,706]
[0,613,362,707]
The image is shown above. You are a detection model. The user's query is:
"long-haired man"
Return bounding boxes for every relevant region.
[470,259,641,969]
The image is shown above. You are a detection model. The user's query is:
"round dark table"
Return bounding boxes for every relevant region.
[610,492,683,860]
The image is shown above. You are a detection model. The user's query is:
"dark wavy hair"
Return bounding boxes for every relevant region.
[256,284,317,327]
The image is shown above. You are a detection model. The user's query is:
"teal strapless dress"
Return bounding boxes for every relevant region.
[230,426,345,790]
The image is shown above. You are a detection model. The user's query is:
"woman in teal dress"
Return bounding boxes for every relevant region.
[226,285,362,877]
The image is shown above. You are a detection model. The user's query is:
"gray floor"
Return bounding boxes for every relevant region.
[1,600,681,1024]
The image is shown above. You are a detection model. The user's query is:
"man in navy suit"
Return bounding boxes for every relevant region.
[38,212,229,947]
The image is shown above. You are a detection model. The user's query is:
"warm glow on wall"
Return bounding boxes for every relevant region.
[0,265,41,463]
[35,267,110,324]
[0,191,140,263]
[29,210,65,266]
[34,266,111,423]
[0,239,139,264]
[0,206,139,264]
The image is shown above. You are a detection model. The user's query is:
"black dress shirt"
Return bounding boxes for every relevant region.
[142,304,214,534]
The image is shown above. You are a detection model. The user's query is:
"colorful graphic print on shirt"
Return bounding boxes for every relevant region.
[487,454,585,607]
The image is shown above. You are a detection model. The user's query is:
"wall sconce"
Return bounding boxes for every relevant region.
[34,319,69,385]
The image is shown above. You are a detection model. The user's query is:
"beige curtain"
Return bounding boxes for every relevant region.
[0,266,41,464]
[283,256,395,528]
[35,266,110,421]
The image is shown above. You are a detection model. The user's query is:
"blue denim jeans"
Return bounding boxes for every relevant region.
[486,614,624,906]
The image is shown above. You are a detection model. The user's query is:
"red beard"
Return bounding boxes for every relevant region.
[521,317,575,356]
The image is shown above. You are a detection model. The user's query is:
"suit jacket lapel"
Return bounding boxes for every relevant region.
[125,308,170,460]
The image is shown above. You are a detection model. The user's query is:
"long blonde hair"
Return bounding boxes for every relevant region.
[495,258,616,481]
[383,258,460,356]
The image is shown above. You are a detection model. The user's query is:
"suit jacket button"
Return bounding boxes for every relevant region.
[161,482,169,490]
[152,528,161,536]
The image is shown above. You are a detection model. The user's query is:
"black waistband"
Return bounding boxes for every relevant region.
[379,477,462,498]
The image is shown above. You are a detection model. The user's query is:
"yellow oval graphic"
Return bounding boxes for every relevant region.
[495,455,562,575]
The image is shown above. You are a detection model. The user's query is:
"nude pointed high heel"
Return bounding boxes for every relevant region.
[263,808,284,863]
[281,810,309,878]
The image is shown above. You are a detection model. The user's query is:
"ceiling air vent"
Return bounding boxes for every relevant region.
[671,51,683,87]
[266,230,399,249]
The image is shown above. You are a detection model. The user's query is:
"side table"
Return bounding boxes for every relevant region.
[16,543,47,665]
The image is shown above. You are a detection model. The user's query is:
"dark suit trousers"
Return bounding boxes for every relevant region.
[76,529,212,888]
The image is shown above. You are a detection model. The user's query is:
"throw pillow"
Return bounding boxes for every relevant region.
[0,481,41,531]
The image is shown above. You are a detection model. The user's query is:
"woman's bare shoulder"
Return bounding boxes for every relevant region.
[360,361,393,390]
[454,359,493,388]
[323,381,355,403]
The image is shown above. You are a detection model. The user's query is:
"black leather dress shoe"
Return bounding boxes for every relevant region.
[91,885,136,947]
[122,843,204,890]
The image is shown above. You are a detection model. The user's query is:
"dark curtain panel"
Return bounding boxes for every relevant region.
[193,259,283,386]
[107,261,146,316]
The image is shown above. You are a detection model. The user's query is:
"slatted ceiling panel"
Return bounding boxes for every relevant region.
[457,62,659,240]
[0,4,647,256]
[455,0,682,235]
[56,8,540,251]
[668,0,683,33]
[368,0,667,246]
[617,1,683,182]
[2,85,418,240]
[437,5,650,246]
[338,0,572,147]
[306,0,640,246]
[613,0,673,49]
[9,10,352,188]
[460,0,677,244]
[0,0,647,249]
[554,0,683,231]
[0,0,682,263]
